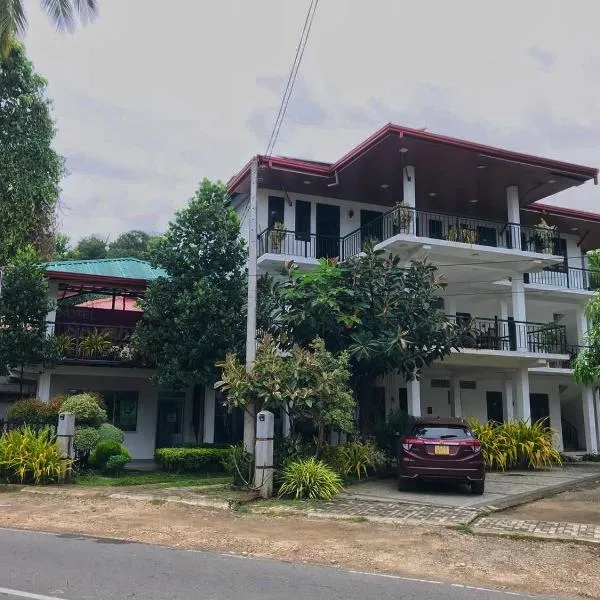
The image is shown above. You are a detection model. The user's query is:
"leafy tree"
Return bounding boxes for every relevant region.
[0,246,54,394]
[259,245,464,391]
[573,290,600,385]
[587,250,600,290]
[216,336,355,449]
[0,43,64,265]
[107,230,155,260]
[52,233,72,260]
[72,235,108,260]
[133,179,246,389]
[0,0,98,56]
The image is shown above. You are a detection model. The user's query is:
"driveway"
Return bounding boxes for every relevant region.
[342,467,600,510]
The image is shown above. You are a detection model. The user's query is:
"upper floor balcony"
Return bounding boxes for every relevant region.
[524,266,599,293]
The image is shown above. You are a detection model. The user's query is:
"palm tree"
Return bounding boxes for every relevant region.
[0,0,98,56]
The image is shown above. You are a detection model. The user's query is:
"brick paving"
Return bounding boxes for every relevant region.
[474,516,600,543]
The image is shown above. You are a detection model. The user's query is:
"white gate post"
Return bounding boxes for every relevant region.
[57,412,75,480]
[254,410,274,498]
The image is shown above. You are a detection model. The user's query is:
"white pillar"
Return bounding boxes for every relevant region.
[582,386,598,454]
[514,367,531,422]
[254,410,274,498]
[244,158,259,454]
[506,185,521,251]
[503,375,514,421]
[446,296,457,317]
[407,378,421,417]
[37,372,52,402]
[548,384,563,451]
[511,276,527,351]
[46,281,58,336]
[500,297,509,345]
[403,164,416,235]
[203,386,215,444]
[451,377,462,418]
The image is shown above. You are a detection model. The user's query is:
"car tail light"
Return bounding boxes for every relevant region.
[401,437,426,451]
[459,439,481,454]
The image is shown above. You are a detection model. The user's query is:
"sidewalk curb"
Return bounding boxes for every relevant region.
[470,526,600,548]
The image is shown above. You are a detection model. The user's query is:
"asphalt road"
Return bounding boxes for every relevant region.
[0,527,553,600]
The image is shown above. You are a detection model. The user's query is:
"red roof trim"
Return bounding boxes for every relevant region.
[227,123,598,194]
[45,270,150,288]
[527,203,600,223]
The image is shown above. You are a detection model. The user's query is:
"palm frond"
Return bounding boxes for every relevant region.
[40,0,75,31]
[0,0,27,56]
[73,0,97,25]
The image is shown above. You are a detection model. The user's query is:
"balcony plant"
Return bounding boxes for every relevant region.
[52,333,75,358]
[446,226,477,244]
[79,330,113,359]
[268,221,286,254]
[533,218,558,254]
[391,202,413,233]
[538,323,560,352]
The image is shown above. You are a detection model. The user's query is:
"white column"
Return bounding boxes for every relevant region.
[582,386,598,453]
[514,367,531,422]
[506,185,521,250]
[548,384,564,451]
[500,297,509,345]
[403,165,416,235]
[46,281,58,336]
[503,375,514,421]
[446,296,457,317]
[451,377,462,418]
[407,378,421,417]
[37,372,52,402]
[511,276,527,350]
[203,386,215,444]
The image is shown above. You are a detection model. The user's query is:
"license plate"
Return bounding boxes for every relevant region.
[434,445,450,455]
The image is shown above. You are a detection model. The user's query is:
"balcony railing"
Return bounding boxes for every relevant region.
[258,229,341,260]
[47,321,138,364]
[525,267,600,291]
[547,344,587,369]
[447,315,568,355]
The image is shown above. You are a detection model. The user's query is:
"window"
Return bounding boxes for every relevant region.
[411,425,472,439]
[295,200,311,241]
[549,238,567,272]
[428,219,443,239]
[460,380,477,390]
[268,196,285,229]
[102,391,139,432]
[430,379,450,389]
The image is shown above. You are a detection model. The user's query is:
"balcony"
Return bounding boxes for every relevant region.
[546,344,587,370]
[257,229,340,268]
[524,266,600,292]
[48,321,141,366]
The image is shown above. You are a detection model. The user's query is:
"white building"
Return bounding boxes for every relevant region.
[228,123,600,454]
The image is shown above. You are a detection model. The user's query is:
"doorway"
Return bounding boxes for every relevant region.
[359,386,385,436]
[156,393,185,448]
[316,203,340,258]
[486,391,504,423]
[530,393,551,425]
[360,210,383,249]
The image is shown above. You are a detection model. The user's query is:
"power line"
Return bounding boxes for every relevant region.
[265,0,319,157]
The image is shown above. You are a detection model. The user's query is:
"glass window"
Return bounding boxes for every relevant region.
[295,200,311,241]
[268,196,285,229]
[101,391,139,432]
[411,425,472,439]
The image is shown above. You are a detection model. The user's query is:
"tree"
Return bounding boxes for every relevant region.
[0,43,64,265]
[132,179,246,389]
[216,336,355,448]
[259,245,464,391]
[0,0,98,57]
[0,246,54,395]
[107,230,155,260]
[73,235,108,260]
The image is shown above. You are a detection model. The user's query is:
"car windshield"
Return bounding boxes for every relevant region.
[411,425,472,440]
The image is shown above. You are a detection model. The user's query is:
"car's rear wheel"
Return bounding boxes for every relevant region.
[471,480,485,495]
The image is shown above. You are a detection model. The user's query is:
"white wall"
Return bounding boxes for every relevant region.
[50,374,158,460]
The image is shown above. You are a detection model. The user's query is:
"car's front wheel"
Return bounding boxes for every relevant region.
[471,480,485,495]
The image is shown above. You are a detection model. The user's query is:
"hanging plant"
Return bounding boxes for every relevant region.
[268,221,286,253]
[391,202,413,232]
[533,218,558,254]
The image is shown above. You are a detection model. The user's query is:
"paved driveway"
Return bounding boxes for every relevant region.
[342,466,600,510]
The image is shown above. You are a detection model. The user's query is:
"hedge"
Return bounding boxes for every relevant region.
[154,447,231,473]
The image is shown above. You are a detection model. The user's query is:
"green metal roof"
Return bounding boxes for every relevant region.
[44,258,167,281]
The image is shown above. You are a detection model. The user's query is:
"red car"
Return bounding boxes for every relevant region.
[397,418,485,494]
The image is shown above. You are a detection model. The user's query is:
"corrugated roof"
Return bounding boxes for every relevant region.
[44,258,167,281]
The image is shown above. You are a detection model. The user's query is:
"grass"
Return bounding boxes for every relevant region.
[452,523,474,534]
[73,471,233,489]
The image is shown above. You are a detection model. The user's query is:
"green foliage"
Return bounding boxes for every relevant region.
[373,409,415,456]
[60,393,107,426]
[339,440,385,479]
[6,397,49,424]
[73,427,101,453]
[221,443,254,486]
[0,247,55,376]
[154,447,230,473]
[97,423,125,444]
[79,330,112,358]
[0,425,68,484]
[52,333,76,357]
[72,235,108,260]
[89,439,129,470]
[0,44,64,260]
[107,230,156,260]
[217,336,356,441]
[573,284,600,384]
[103,454,130,476]
[258,244,463,390]
[133,178,247,389]
[468,419,561,470]
[278,457,343,500]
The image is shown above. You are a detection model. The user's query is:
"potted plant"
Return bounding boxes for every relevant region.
[391,202,413,232]
[533,218,557,254]
[52,333,75,358]
[447,226,477,244]
[539,323,559,351]
[79,329,113,359]
[268,221,286,253]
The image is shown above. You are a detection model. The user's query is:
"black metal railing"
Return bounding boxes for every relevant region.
[547,344,587,369]
[525,267,600,291]
[47,321,137,363]
[257,229,341,260]
[341,206,562,260]
[447,315,568,355]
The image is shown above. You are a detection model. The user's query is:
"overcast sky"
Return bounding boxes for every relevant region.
[23,0,600,242]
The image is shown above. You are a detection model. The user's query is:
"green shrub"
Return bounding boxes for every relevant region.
[582,453,600,462]
[103,454,130,475]
[278,457,343,500]
[6,398,49,424]
[221,444,254,486]
[373,409,415,456]
[0,425,69,484]
[45,396,68,420]
[154,447,230,473]
[60,393,107,426]
[340,440,385,479]
[469,418,561,470]
[97,423,125,444]
[319,444,346,474]
[89,439,128,469]
[74,427,101,454]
